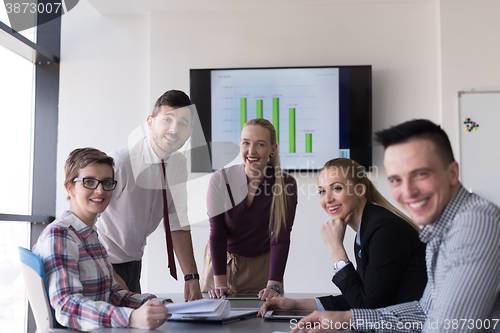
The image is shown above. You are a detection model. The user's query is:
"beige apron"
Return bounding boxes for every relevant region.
[200,242,272,294]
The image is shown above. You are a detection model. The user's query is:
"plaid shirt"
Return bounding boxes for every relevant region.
[33,211,155,331]
[351,187,500,332]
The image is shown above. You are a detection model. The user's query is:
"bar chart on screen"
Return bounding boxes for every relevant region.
[238,94,315,153]
[211,68,340,170]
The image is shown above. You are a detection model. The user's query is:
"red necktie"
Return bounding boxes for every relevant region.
[160,160,177,280]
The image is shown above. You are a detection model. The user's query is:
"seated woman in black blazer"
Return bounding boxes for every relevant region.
[259,158,427,314]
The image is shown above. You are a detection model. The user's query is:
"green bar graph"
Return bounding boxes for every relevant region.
[257,99,263,118]
[273,98,279,143]
[306,133,312,153]
[289,108,296,153]
[240,98,247,130]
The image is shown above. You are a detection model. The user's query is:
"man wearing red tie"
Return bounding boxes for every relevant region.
[96,90,202,301]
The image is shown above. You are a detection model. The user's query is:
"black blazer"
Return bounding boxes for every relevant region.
[318,203,427,310]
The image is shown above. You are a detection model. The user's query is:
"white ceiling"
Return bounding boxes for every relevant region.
[88,0,435,16]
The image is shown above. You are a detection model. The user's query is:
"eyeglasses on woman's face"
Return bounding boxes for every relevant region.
[73,177,117,191]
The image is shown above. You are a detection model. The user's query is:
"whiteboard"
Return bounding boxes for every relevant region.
[459,91,500,207]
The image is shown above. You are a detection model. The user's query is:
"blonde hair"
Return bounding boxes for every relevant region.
[320,158,419,231]
[243,118,294,240]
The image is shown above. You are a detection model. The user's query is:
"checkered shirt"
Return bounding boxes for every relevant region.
[351,186,500,332]
[33,211,155,331]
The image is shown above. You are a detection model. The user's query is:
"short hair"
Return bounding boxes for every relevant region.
[374,119,455,166]
[151,90,193,120]
[64,148,114,200]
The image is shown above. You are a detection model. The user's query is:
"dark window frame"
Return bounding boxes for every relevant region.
[0,12,60,333]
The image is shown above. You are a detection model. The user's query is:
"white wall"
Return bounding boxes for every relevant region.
[57,0,443,294]
[439,0,500,163]
[57,0,151,212]
[143,1,440,293]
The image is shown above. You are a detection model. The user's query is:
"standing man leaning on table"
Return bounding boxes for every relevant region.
[96,90,202,301]
[293,119,500,333]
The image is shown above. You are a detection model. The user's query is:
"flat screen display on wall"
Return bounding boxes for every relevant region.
[190,65,372,172]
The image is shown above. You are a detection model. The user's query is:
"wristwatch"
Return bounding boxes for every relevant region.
[334,259,351,272]
[266,285,281,294]
[184,273,200,281]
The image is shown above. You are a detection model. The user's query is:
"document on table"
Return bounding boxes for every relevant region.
[165,299,258,324]
[165,299,230,318]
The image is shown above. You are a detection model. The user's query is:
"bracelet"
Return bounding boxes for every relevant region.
[184,273,200,281]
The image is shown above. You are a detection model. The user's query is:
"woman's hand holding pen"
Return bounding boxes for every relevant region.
[129,299,170,329]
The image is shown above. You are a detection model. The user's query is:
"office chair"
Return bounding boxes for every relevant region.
[18,247,68,333]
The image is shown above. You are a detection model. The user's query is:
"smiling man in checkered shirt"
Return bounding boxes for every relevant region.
[292,119,500,333]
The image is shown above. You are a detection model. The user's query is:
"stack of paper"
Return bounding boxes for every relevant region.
[165,299,231,319]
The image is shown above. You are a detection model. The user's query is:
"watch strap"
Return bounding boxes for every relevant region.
[266,285,281,293]
[184,273,200,281]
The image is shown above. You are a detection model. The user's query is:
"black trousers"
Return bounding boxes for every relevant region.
[112,260,142,293]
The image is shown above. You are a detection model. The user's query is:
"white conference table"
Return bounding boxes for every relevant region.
[92,293,335,333]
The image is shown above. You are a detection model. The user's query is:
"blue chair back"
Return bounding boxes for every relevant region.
[18,246,57,332]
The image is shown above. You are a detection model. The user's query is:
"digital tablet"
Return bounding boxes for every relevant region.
[264,309,313,321]
[168,310,258,324]
[224,293,261,301]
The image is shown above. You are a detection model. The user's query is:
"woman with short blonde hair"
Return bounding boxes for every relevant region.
[33,148,169,331]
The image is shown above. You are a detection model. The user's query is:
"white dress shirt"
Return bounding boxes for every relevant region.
[96,136,190,264]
